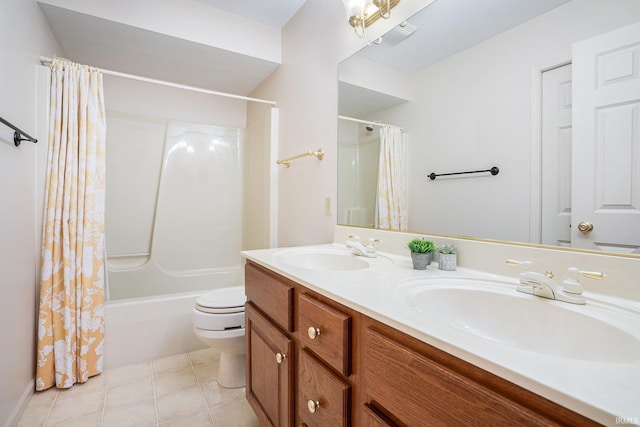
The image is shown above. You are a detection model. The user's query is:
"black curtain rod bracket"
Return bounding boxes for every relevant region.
[0,116,38,147]
[429,166,499,181]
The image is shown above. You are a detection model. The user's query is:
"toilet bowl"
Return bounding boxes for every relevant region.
[192,286,246,388]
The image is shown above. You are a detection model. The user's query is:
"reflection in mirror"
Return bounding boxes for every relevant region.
[338,0,640,256]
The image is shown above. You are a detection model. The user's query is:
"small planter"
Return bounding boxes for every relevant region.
[411,252,432,270]
[438,253,457,271]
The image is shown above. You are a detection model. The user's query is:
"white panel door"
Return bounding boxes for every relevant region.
[572,21,640,254]
[541,63,572,247]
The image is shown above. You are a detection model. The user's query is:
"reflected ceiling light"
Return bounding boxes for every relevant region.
[342,0,399,38]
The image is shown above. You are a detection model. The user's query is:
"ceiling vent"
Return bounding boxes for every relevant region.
[382,21,417,45]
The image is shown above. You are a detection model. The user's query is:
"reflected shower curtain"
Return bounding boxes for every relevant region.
[36,59,107,390]
[377,126,408,230]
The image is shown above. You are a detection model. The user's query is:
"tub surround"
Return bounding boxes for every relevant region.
[241,225,640,426]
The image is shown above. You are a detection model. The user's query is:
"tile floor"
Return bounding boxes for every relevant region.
[17,348,260,427]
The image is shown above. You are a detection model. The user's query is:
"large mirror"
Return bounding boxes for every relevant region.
[338,0,640,256]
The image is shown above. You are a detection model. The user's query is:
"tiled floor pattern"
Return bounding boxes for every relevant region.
[17,348,260,427]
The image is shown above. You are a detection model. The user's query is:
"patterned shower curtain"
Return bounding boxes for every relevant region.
[377,125,408,230]
[36,58,107,390]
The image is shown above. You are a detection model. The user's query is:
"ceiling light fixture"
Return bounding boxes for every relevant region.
[342,0,400,38]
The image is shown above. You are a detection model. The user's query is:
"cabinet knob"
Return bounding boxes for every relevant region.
[307,399,320,414]
[307,326,321,340]
[275,352,287,364]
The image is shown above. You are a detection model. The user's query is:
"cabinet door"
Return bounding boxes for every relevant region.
[246,302,294,427]
[298,349,351,427]
[362,327,550,426]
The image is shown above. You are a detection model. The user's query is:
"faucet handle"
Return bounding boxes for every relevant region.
[562,267,605,294]
[366,238,382,254]
[505,259,533,268]
[347,235,360,242]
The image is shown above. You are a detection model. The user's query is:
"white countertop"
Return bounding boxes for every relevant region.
[242,243,640,427]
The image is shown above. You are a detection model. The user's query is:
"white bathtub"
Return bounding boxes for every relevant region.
[104,290,209,369]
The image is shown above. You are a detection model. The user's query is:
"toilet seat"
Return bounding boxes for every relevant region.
[195,286,246,313]
[193,287,246,331]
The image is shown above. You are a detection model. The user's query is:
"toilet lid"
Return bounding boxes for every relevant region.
[196,287,246,311]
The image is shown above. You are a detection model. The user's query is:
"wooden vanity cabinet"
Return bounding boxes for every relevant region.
[358,318,601,427]
[244,261,601,427]
[245,261,356,426]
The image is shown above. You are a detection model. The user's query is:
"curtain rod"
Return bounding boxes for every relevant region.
[40,56,277,106]
[338,115,403,130]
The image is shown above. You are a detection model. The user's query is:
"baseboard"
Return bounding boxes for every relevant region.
[4,378,34,427]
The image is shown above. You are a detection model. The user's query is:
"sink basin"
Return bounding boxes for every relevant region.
[402,278,640,363]
[275,248,371,271]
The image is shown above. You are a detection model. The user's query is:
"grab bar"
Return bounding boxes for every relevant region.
[428,166,499,181]
[276,149,324,168]
[0,116,38,147]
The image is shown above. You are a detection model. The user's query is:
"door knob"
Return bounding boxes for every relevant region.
[275,352,286,364]
[577,221,593,233]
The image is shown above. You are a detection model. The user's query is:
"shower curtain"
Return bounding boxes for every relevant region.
[377,126,408,230]
[36,59,107,390]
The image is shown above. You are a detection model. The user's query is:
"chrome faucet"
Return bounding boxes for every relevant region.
[507,260,605,305]
[345,236,382,258]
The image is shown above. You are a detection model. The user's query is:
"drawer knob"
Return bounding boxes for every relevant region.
[275,352,287,364]
[307,326,321,340]
[307,399,320,414]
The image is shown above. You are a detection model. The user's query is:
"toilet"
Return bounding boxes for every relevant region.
[192,286,247,388]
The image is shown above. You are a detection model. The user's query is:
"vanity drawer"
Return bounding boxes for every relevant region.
[245,261,295,332]
[298,349,351,427]
[298,293,351,376]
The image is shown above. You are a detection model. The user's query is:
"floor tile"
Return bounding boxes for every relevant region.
[158,411,214,427]
[152,353,191,374]
[209,397,260,427]
[16,389,56,427]
[188,348,219,366]
[46,411,103,427]
[45,390,105,425]
[201,381,246,408]
[108,361,152,387]
[193,360,219,384]
[56,373,108,400]
[104,377,154,409]
[101,398,156,427]
[154,367,199,397]
[18,351,258,427]
[155,385,208,423]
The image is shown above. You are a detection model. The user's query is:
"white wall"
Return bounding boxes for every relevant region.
[374,0,640,242]
[0,0,60,424]
[249,0,434,247]
[37,0,281,64]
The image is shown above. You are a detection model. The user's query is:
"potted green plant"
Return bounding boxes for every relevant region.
[407,238,435,270]
[437,244,457,271]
